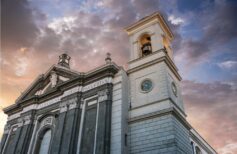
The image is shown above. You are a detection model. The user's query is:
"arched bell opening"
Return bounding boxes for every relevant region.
[139,33,152,57]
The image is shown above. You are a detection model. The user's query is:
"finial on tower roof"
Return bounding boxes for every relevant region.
[105,52,112,64]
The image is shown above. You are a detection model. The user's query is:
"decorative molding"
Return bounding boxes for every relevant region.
[50,71,58,88]
[60,97,78,112]
[3,124,11,134]
[38,116,55,130]
[35,82,51,96]
[69,101,77,110]
[13,127,18,132]
[17,118,24,127]
[7,77,112,121]
[98,90,108,102]
[77,95,98,154]
[82,77,112,92]
[24,115,32,125]
[60,103,67,113]
[88,100,97,106]
[59,76,69,81]
[42,117,53,127]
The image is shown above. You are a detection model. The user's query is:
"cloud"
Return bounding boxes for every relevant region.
[173,1,237,67]
[0,109,7,140]
[15,57,28,77]
[48,16,77,34]
[218,143,237,154]
[202,1,237,45]
[1,0,40,51]
[182,79,237,152]
[218,60,237,70]
[168,15,185,25]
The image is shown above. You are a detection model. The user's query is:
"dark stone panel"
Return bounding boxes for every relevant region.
[0,134,8,153]
[80,104,97,154]
[4,133,16,154]
[4,127,22,154]
[70,108,81,154]
[69,107,81,154]
[50,112,66,154]
[15,123,34,154]
[104,100,112,154]
[95,102,106,154]
[15,125,29,154]
[60,109,76,154]
[96,86,113,154]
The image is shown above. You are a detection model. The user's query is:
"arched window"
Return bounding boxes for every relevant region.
[195,146,202,154]
[37,129,52,154]
[139,34,152,57]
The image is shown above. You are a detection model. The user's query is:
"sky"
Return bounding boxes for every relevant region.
[0,0,237,153]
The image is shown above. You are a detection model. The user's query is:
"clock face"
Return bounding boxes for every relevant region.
[171,82,177,96]
[141,79,153,92]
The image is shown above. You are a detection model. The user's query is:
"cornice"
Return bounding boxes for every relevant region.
[128,107,191,130]
[3,63,120,116]
[125,12,174,40]
[190,129,217,154]
[127,50,182,81]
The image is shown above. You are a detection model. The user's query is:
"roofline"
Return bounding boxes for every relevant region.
[124,12,174,40]
[3,62,121,115]
[190,128,217,153]
[14,74,44,103]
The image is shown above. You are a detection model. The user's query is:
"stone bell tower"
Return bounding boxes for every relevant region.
[125,12,193,153]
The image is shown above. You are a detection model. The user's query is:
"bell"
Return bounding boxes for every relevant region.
[141,43,152,56]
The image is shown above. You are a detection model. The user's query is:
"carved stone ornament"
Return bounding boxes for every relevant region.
[43,117,53,126]
[40,117,53,128]
[3,124,11,134]
[50,71,58,87]
[24,115,32,125]
[69,102,77,110]
[7,77,112,121]
[98,90,108,102]
[60,103,68,113]
[17,118,24,127]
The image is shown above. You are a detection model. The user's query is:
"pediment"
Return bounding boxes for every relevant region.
[16,65,80,103]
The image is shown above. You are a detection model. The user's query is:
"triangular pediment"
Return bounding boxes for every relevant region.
[16,65,80,103]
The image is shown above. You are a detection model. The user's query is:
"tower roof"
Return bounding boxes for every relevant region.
[125,12,174,40]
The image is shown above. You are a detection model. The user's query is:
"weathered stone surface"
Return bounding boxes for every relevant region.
[128,114,193,154]
[80,104,97,154]
[50,112,66,154]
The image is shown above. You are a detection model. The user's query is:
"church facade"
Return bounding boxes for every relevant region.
[1,12,216,154]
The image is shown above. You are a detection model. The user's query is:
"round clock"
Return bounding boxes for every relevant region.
[171,82,177,96]
[141,79,153,92]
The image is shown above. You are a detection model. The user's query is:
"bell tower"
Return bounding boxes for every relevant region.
[126,13,173,61]
[125,12,193,154]
[126,12,185,114]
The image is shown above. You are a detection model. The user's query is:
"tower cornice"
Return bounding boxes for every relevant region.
[125,12,174,40]
[127,49,182,81]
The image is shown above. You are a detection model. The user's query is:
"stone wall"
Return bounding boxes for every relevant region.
[128,113,192,154]
[110,69,129,154]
